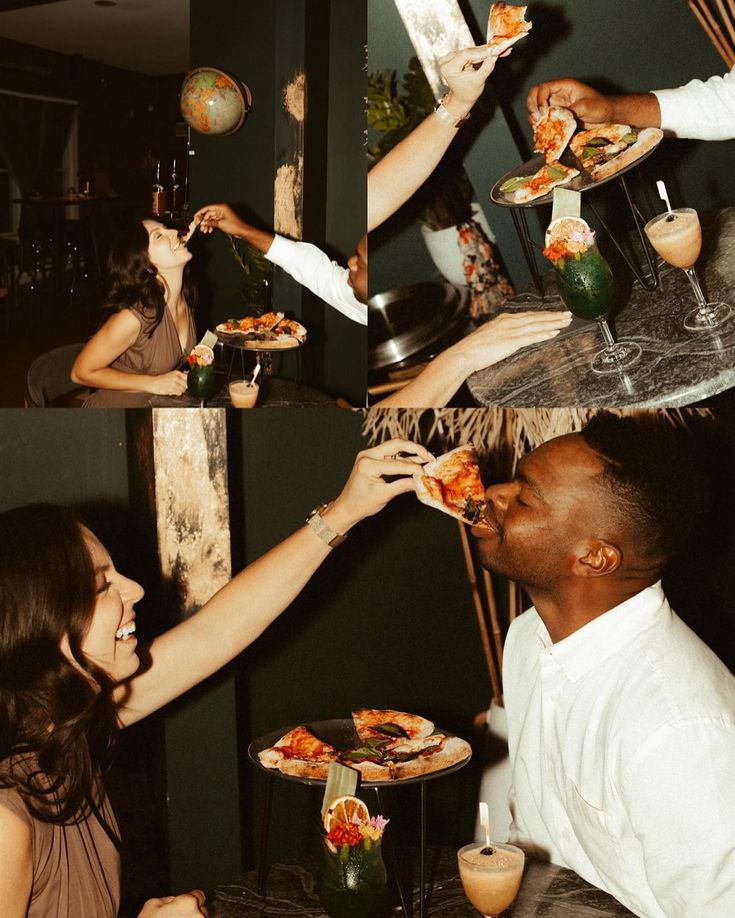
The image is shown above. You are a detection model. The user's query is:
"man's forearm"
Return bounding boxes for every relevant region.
[231,222,275,254]
[608,93,661,129]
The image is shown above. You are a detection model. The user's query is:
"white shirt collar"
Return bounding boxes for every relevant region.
[533,581,668,683]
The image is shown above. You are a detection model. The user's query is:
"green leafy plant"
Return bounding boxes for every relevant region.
[367,57,475,231]
[228,235,272,315]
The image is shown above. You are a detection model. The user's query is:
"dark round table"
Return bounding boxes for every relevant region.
[147,374,335,408]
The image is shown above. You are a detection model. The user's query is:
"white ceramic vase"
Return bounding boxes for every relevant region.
[474,699,512,844]
[420,202,496,286]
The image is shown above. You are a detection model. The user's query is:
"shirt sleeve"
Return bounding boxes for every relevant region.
[621,716,735,917]
[265,235,367,326]
[653,66,735,140]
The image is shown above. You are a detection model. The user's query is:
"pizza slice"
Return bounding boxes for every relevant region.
[342,733,472,782]
[570,124,663,181]
[352,708,435,743]
[533,106,577,163]
[414,445,487,525]
[258,725,338,779]
[499,160,580,204]
[486,2,532,54]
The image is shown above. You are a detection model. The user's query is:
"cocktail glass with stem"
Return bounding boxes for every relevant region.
[550,231,642,374]
[458,842,525,917]
[644,207,731,331]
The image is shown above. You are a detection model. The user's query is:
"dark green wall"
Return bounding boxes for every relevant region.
[189,0,367,405]
[232,408,488,863]
[369,0,735,295]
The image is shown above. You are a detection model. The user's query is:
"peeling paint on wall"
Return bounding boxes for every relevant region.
[393,0,473,98]
[151,409,231,616]
[282,71,307,123]
[273,154,304,239]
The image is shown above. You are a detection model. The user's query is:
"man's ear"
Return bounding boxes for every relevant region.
[573,540,621,577]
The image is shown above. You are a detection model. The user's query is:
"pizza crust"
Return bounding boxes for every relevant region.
[487,3,532,54]
[589,127,663,181]
[414,445,486,525]
[505,162,580,205]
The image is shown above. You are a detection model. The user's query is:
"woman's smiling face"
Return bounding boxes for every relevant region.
[67,528,145,683]
[144,219,192,272]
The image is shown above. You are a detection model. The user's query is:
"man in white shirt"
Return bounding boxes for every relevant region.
[527,67,735,140]
[472,413,735,918]
[192,203,367,325]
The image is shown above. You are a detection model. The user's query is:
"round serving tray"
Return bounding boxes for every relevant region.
[215,330,306,351]
[490,134,663,209]
[247,717,472,788]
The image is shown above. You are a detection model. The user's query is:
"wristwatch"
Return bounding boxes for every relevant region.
[434,93,471,128]
[306,503,347,548]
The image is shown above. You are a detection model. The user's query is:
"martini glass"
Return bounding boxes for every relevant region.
[644,207,731,331]
[552,238,642,374]
[458,842,525,917]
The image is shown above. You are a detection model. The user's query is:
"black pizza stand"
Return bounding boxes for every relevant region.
[490,140,663,295]
[214,331,305,387]
[248,718,472,918]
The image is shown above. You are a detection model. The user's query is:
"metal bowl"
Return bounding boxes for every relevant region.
[368,281,470,371]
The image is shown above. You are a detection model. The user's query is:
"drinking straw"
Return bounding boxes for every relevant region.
[479,802,491,849]
[250,362,262,386]
[656,180,673,214]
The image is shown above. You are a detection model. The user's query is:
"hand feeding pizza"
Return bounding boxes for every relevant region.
[486,2,532,53]
[414,445,487,525]
[569,123,663,181]
[257,710,471,782]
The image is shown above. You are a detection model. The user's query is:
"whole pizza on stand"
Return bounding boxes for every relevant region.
[255,709,472,782]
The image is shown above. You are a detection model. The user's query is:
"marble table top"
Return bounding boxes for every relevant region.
[210,848,634,917]
[148,374,335,408]
[467,208,735,407]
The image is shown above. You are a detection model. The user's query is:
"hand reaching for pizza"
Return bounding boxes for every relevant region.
[527,79,613,127]
[455,309,572,374]
[437,46,503,119]
[325,438,435,532]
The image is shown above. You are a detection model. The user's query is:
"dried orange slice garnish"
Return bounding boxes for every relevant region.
[323,795,370,833]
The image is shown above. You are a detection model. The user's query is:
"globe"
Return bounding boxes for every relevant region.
[179,67,252,136]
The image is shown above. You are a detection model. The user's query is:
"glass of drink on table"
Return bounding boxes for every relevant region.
[544,217,642,374]
[644,207,731,331]
[229,379,259,408]
[458,842,525,917]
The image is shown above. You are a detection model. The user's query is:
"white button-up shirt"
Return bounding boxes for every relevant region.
[265,235,367,325]
[503,582,735,918]
[654,65,735,140]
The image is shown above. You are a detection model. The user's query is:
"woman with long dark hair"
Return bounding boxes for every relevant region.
[0,438,432,917]
[71,219,197,407]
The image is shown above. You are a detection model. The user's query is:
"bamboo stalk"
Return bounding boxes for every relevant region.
[689,0,735,66]
[715,0,735,48]
[457,519,502,704]
[694,0,735,60]
[728,0,735,33]
[482,568,505,676]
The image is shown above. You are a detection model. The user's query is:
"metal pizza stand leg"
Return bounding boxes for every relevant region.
[509,207,544,297]
[256,773,276,897]
[374,787,412,917]
[584,174,660,290]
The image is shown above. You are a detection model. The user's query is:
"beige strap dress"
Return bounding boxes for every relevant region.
[0,785,120,918]
[82,304,196,408]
